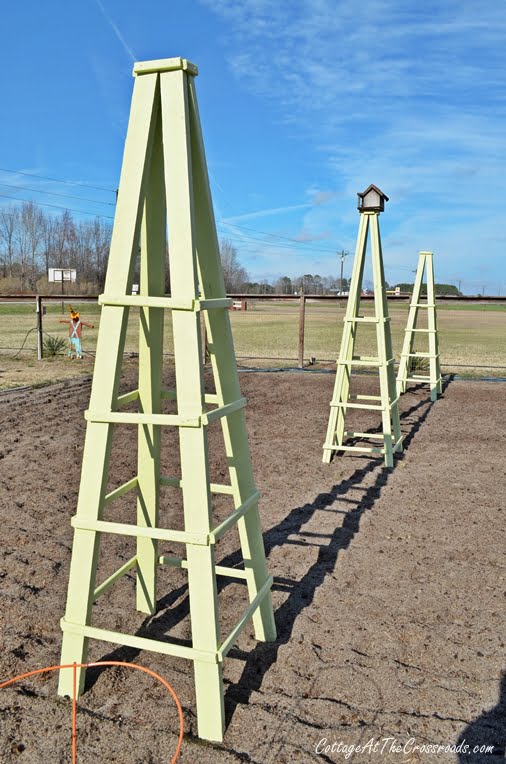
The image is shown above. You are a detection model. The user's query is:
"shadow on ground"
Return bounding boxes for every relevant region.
[88,377,453,735]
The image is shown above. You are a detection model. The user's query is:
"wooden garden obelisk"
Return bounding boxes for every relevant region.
[58,57,276,742]
[397,251,442,401]
[323,185,403,468]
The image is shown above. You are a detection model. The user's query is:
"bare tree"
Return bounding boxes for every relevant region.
[219,239,248,292]
[21,202,45,289]
[0,206,17,277]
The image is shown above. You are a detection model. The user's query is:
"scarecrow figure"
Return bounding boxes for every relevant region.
[59,305,94,359]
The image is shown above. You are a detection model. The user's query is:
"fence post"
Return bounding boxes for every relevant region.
[36,295,43,361]
[298,292,305,368]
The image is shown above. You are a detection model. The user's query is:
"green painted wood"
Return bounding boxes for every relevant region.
[58,71,160,699]
[161,66,225,742]
[323,208,402,468]
[136,113,166,614]
[58,58,275,744]
[397,252,442,400]
[188,75,277,651]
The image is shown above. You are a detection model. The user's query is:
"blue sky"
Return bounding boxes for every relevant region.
[1,0,505,293]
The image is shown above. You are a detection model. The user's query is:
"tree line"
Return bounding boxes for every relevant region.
[0,202,462,296]
[0,202,112,293]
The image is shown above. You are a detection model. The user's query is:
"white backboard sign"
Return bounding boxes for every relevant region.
[48,268,77,283]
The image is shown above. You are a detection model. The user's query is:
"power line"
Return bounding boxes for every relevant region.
[220,221,340,253]
[0,167,116,194]
[0,181,115,207]
[0,192,114,220]
[217,227,340,254]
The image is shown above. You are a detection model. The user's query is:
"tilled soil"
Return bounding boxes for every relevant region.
[0,371,505,764]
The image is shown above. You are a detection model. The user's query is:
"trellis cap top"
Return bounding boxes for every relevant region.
[357,184,389,213]
[133,57,198,77]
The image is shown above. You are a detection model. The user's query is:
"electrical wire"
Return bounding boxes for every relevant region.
[0,192,114,220]
[0,181,115,207]
[0,167,115,194]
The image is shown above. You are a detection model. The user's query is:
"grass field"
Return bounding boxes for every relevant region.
[0,298,505,388]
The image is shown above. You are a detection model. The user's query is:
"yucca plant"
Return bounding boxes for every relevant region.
[409,354,430,373]
[43,335,67,357]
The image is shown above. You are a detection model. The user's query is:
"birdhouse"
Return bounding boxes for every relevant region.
[357,184,389,213]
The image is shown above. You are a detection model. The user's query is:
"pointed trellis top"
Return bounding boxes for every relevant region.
[357,184,389,213]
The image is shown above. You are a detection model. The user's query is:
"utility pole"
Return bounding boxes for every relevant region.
[458,279,462,294]
[339,250,348,294]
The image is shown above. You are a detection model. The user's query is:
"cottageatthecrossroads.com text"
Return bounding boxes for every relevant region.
[315,737,495,758]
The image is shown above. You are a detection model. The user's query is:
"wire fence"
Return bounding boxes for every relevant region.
[1,293,505,375]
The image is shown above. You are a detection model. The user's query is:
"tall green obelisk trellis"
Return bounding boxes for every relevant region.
[58,57,276,742]
[397,251,442,401]
[323,185,403,468]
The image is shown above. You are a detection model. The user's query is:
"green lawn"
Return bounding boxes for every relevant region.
[0,298,505,388]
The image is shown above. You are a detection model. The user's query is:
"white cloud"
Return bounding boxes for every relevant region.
[202,0,506,288]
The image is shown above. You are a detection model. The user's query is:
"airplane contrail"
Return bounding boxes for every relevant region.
[94,0,137,62]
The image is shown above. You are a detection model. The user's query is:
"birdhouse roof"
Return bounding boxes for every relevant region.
[357,184,389,201]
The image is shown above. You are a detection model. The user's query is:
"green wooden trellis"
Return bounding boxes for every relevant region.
[323,185,403,468]
[57,57,276,743]
[396,251,442,401]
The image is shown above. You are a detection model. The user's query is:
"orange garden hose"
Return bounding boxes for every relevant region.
[0,661,184,763]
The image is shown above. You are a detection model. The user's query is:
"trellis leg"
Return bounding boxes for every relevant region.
[397,256,424,395]
[370,214,401,467]
[136,115,166,614]
[188,77,276,645]
[426,253,441,400]
[161,68,224,742]
[323,214,368,463]
[59,72,159,698]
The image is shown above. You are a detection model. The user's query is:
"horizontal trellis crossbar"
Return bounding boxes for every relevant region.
[405,352,440,359]
[405,376,442,384]
[330,401,384,411]
[85,411,201,427]
[98,294,232,311]
[337,357,395,367]
[323,435,403,456]
[63,573,273,666]
[61,618,219,664]
[71,517,210,546]
[345,316,391,323]
[158,555,249,580]
[344,431,384,439]
[86,399,246,429]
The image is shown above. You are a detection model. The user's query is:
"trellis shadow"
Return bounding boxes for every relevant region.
[88,376,453,725]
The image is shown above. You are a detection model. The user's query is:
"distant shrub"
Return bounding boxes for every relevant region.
[0,276,24,294]
[409,355,430,373]
[43,335,67,357]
